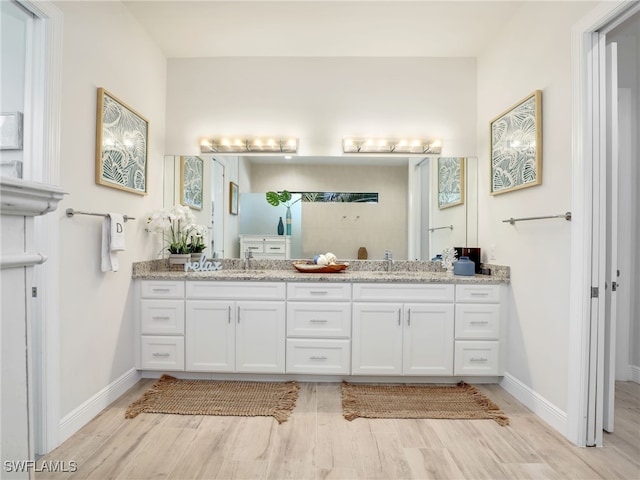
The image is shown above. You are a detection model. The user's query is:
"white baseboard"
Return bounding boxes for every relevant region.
[629,365,640,383]
[500,372,568,437]
[59,368,141,443]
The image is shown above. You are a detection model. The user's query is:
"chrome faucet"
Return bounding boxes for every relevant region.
[244,249,253,270]
[384,249,393,272]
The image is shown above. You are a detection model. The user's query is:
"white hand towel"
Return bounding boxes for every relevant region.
[109,213,126,252]
[101,213,125,272]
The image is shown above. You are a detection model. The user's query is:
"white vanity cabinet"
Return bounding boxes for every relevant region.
[454,284,505,375]
[138,280,186,371]
[239,234,291,259]
[285,283,352,374]
[185,281,286,373]
[136,276,508,379]
[351,284,455,375]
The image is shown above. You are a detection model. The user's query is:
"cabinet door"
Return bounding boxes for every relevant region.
[185,300,235,372]
[352,303,403,375]
[403,303,454,375]
[235,301,286,373]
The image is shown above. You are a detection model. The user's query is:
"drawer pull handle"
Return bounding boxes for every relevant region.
[469,357,488,363]
[309,291,328,295]
[228,305,231,324]
[309,319,328,323]
[470,292,489,296]
[268,247,281,250]
[407,308,411,326]
[152,352,171,357]
[310,356,327,361]
[152,316,171,320]
[470,321,489,325]
[398,308,401,326]
[152,288,171,292]
[248,246,260,250]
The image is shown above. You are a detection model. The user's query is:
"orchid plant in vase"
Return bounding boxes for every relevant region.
[146,205,207,262]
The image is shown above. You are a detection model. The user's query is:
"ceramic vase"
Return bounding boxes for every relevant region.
[286,207,292,235]
[453,256,475,276]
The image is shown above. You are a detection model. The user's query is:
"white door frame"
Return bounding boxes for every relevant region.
[19,0,63,454]
[567,0,637,447]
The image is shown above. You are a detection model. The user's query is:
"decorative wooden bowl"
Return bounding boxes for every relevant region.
[292,261,349,273]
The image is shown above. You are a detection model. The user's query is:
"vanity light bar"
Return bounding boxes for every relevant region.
[342,138,442,154]
[200,137,298,154]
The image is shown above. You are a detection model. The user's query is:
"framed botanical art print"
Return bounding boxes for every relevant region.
[438,157,465,209]
[229,181,238,215]
[95,88,149,195]
[490,90,542,195]
[180,156,204,210]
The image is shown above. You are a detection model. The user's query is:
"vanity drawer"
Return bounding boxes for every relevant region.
[352,283,454,303]
[454,341,499,375]
[455,284,501,303]
[141,335,185,370]
[264,242,286,255]
[287,283,351,301]
[140,280,185,299]
[141,300,185,335]
[243,242,264,254]
[455,304,500,339]
[287,302,351,338]
[286,338,351,374]
[186,281,286,300]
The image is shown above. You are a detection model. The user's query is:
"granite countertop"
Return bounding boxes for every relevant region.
[132,259,510,284]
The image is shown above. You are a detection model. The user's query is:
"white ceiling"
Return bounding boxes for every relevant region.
[123,1,525,165]
[123,1,525,58]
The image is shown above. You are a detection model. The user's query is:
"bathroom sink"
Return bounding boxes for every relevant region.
[363,271,433,277]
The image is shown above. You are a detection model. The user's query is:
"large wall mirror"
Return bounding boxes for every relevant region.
[163,155,478,261]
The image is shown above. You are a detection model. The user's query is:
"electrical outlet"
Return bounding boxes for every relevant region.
[489,244,496,261]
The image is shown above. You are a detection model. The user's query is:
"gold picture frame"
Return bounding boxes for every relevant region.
[490,90,542,195]
[95,88,149,195]
[180,156,204,210]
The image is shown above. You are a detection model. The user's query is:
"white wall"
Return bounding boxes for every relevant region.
[477,2,596,413]
[55,1,166,419]
[165,57,477,157]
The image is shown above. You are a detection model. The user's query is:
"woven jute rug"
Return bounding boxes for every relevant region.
[341,381,509,426]
[125,375,299,424]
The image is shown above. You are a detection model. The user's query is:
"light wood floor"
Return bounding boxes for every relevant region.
[36,380,639,480]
